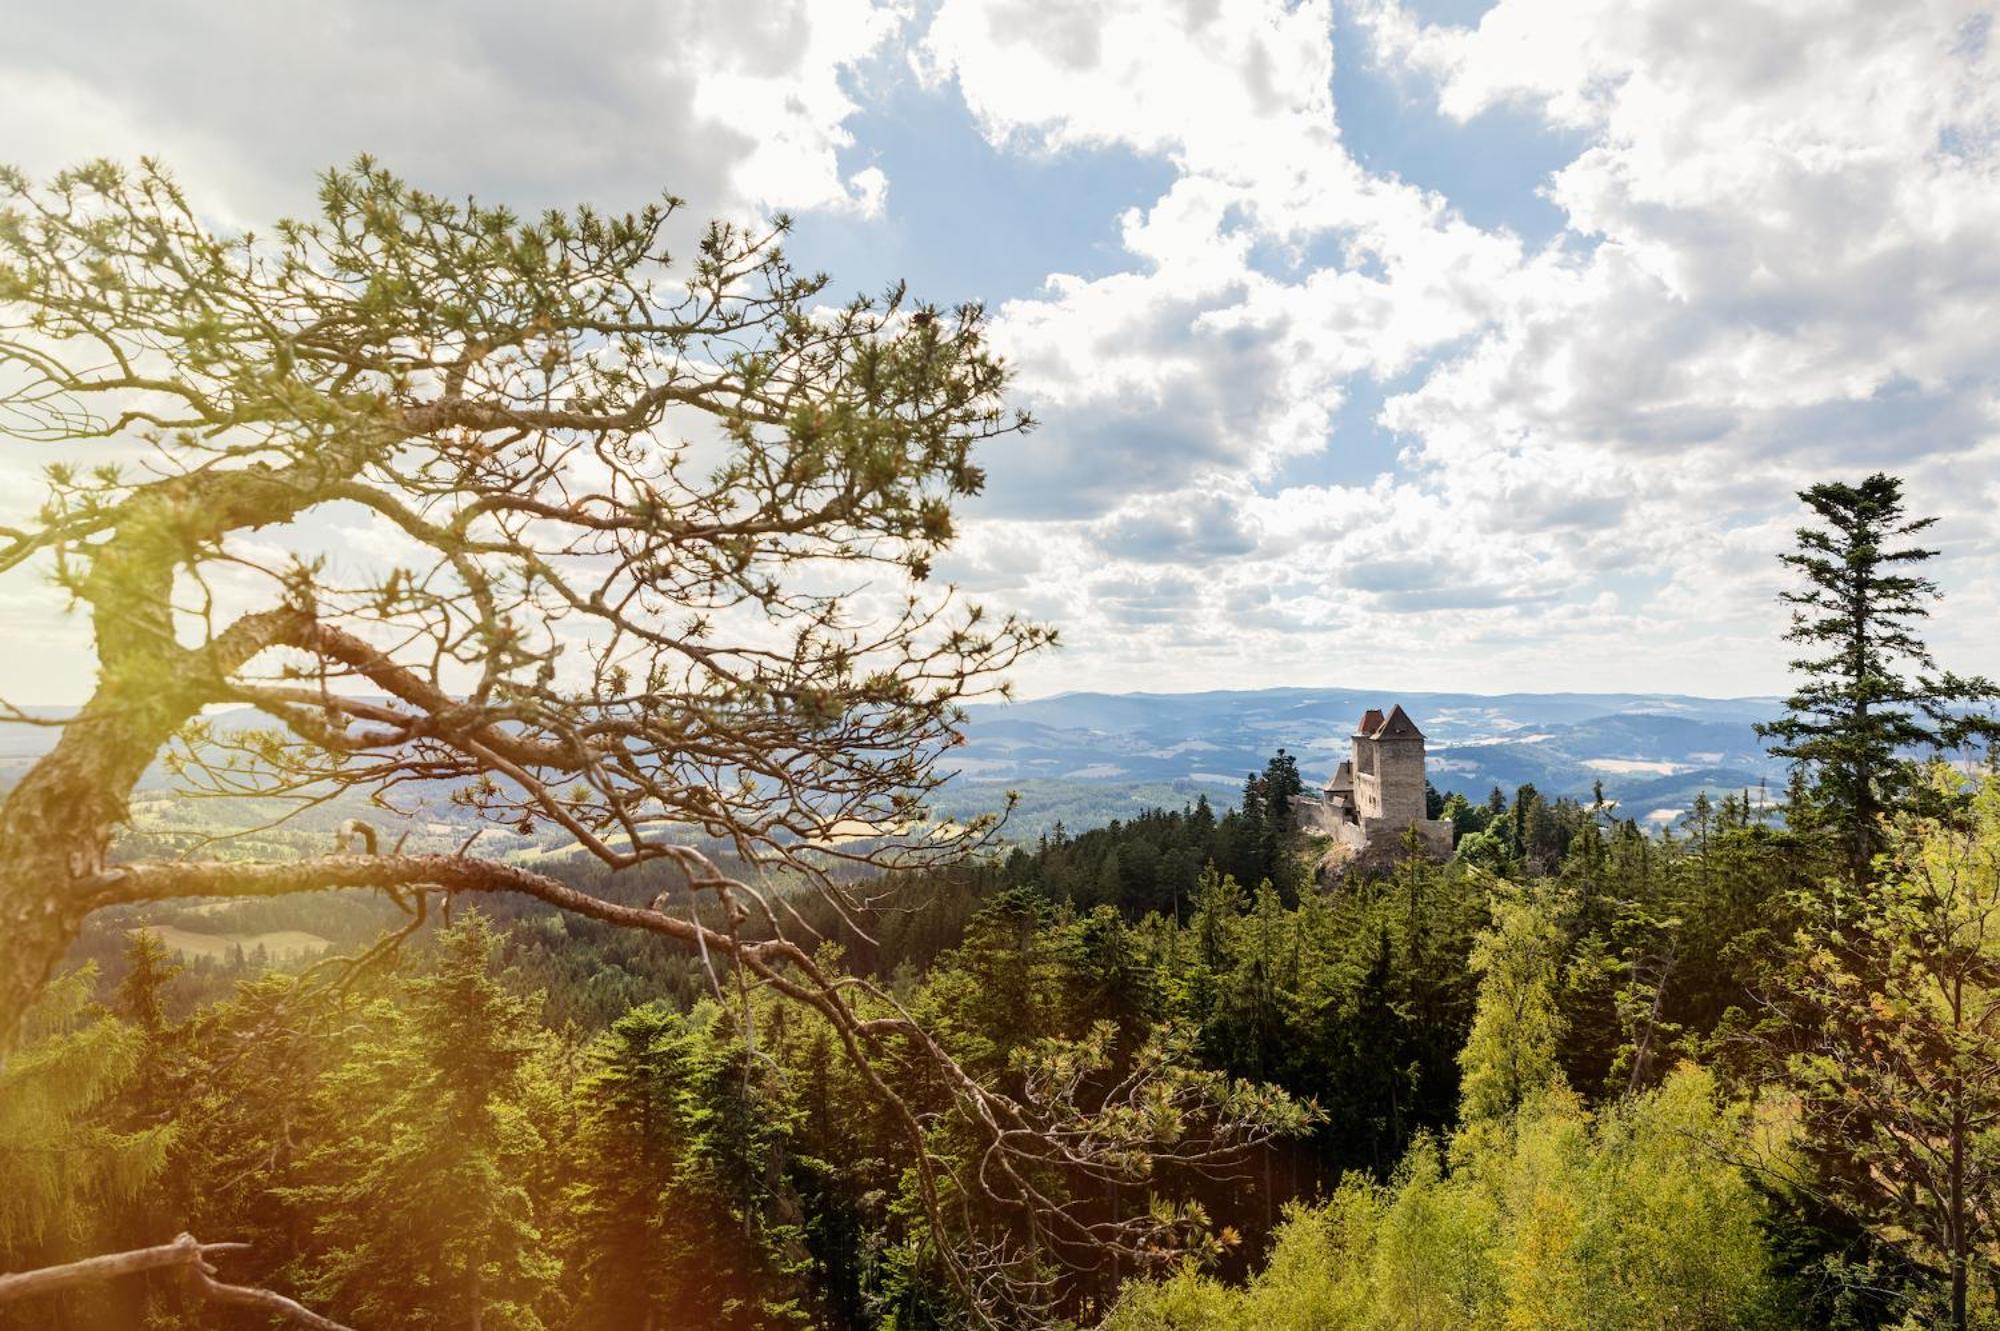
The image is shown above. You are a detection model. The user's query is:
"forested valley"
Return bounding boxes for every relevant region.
[0,751,1824,1319]
[15,736,2000,1328]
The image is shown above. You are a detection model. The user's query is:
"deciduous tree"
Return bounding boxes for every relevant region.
[1775,771,2000,1331]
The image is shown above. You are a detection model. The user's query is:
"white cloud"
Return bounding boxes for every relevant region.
[687,0,909,216]
[6,0,1999,703]
[922,0,2000,699]
[1353,0,2000,682]
[0,0,905,223]
[913,0,1585,694]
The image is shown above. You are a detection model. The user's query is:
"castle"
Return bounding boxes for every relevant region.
[1295,704,1454,870]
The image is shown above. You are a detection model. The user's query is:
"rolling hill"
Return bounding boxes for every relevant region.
[3,688,1795,846]
[940,687,1792,833]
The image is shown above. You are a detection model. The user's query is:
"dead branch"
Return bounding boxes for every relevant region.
[0,1233,354,1330]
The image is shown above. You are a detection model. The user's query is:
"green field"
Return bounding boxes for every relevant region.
[134,924,332,961]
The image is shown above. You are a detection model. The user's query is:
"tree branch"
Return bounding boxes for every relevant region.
[0,1233,354,1330]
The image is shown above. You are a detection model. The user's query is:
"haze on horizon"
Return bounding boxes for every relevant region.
[4,0,1997,706]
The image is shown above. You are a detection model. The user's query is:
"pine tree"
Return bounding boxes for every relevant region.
[289,912,558,1330]
[1756,473,2000,883]
[1258,750,1305,897]
[1235,772,1267,887]
[106,930,190,1283]
[0,966,173,1263]
[110,929,184,1147]
[1262,751,1303,818]
[114,929,181,1042]
[168,972,350,1313]
[1190,793,1217,838]
[673,1013,809,1328]
[1774,772,2000,1331]
[562,1004,698,1330]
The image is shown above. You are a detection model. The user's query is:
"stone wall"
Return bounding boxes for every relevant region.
[1372,735,1429,828]
[1347,815,1453,874]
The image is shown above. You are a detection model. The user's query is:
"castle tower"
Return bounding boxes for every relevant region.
[1297,702,1453,872]
[1351,708,1385,816]
[1368,704,1428,828]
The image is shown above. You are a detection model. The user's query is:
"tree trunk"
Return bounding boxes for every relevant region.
[0,437,385,1047]
[1949,966,1969,1331]
[0,635,195,1043]
[1951,1086,1969,1330]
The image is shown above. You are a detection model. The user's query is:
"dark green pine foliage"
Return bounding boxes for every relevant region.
[110,930,185,1170]
[103,931,191,1320]
[1756,473,2000,882]
[562,1005,692,1328]
[1234,771,1267,889]
[287,912,558,1330]
[0,766,1906,1327]
[1259,750,1305,897]
[1224,751,1308,899]
[0,965,173,1319]
[165,972,353,1318]
[563,1003,808,1331]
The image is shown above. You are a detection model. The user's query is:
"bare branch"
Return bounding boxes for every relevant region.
[0,1233,353,1331]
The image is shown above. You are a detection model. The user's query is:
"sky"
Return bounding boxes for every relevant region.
[3,0,1999,703]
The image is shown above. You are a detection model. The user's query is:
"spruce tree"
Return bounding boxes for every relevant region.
[290,912,557,1329]
[1235,772,1267,887]
[0,966,172,1264]
[1756,473,2000,883]
[111,930,184,1151]
[1258,750,1305,896]
[107,931,189,1278]
[1261,750,1303,817]
[562,1004,758,1331]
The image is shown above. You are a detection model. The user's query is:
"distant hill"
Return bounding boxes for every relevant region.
[946,687,1792,833]
[2,688,1795,845]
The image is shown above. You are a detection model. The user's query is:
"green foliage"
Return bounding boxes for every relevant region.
[562,1002,809,1329]
[871,762,1309,935]
[1458,887,1568,1126]
[0,965,172,1258]
[284,912,560,1330]
[902,887,1316,1321]
[1756,473,2000,882]
[1103,1066,1791,1331]
[0,464,1992,1331]
[1764,769,2000,1329]
[0,730,1984,1328]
